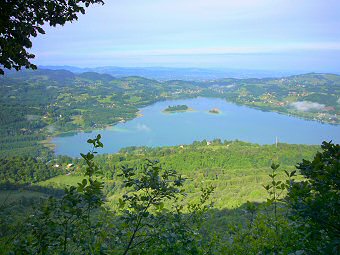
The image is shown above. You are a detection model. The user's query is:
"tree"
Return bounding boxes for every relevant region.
[10,135,105,254]
[287,141,340,253]
[0,0,104,75]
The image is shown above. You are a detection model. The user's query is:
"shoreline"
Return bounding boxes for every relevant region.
[40,137,56,151]
[45,97,339,154]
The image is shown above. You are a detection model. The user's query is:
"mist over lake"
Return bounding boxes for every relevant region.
[51,98,340,157]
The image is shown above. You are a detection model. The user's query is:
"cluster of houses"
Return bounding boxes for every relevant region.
[53,163,75,175]
[169,88,202,96]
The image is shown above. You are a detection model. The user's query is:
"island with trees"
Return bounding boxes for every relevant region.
[209,108,221,114]
[163,104,192,113]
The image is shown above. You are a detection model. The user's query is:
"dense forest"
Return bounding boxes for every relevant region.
[0,69,339,157]
[0,137,338,254]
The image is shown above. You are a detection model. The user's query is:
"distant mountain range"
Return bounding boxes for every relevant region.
[38,66,309,81]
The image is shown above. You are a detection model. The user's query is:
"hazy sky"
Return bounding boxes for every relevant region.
[32,0,340,72]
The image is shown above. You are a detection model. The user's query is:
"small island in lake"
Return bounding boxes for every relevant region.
[163,105,192,113]
[209,108,221,114]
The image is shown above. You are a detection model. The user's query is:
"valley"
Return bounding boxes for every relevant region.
[1,69,339,157]
[0,69,339,254]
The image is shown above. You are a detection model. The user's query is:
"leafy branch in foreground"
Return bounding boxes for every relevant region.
[12,134,105,254]
[118,159,186,255]
[287,141,340,254]
[221,163,299,254]
[220,141,339,255]
[2,134,216,254]
[115,160,215,255]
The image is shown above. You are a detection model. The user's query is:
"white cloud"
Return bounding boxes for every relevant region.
[291,101,326,112]
[136,123,151,132]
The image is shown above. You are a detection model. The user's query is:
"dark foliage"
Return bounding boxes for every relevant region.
[0,0,104,74]
[287,141,340,253]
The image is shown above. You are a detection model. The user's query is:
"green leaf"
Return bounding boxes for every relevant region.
[82,179,87,186]
[36,27,45,34]
[290,170,297,177]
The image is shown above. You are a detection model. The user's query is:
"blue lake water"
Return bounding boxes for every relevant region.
[52,97,340,157]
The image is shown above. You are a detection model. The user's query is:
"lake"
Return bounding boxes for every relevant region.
[52,97,340,157]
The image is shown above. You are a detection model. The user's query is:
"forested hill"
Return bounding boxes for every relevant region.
[0,136,338,254]
[1,69,339,157]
